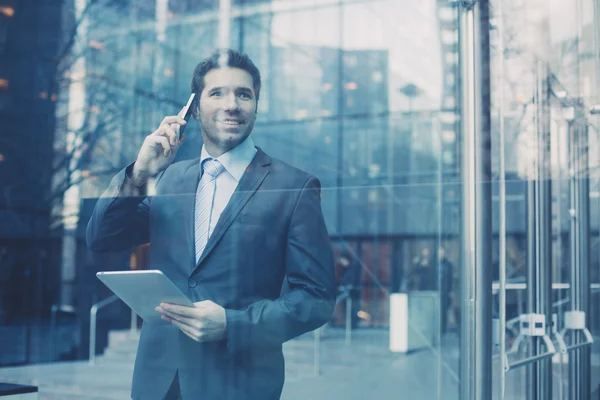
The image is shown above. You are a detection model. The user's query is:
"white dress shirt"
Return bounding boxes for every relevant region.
[198,136,257,238]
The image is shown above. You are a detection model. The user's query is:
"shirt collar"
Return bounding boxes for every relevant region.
[200,136,257,182]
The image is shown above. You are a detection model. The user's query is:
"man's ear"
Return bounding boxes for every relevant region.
[192,102,201,120]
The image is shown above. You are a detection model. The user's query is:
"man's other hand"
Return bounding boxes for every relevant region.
[156,300,226,342]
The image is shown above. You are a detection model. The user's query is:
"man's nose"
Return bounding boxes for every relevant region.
[223,93,240,111]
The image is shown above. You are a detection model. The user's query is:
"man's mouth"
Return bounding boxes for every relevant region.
[216,119,243,126]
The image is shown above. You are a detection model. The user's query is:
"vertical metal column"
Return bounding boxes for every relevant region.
[567,100,591,400]
[458,1,492,399]
[336,0,344,235]
[525,60,553,400]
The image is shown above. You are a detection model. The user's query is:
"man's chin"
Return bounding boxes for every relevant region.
[203,126,252,151]
[217,132,249,149]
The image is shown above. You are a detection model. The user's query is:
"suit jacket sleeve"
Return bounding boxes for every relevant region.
[225,177,336,353]
[86,165,151,252]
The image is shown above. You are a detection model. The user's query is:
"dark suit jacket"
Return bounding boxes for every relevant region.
[87,148,336,400]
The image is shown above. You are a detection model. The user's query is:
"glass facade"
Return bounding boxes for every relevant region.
[0,0,599,398]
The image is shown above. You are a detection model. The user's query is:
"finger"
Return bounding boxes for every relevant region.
[158,307,200,329]
[193,300,213,309]
[174,134,186,150]
[148,135,171,157]
[161,115,187,127]
[163,314,201,341]
[158,124,178,146]
[169,122,183,142]
[160,303,200,318]
[162,315,202,342]
[157,304,200,324]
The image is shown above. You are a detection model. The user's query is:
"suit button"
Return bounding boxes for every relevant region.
[189,279,197,288]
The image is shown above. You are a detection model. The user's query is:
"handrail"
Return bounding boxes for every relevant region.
[336,286,354,345]
[311,286,355,376]
[505,286,600,326]
[506,295,573,331]
[504,333,556,372]
[313,325,321,376]
[50,304,76,360]
[495,286,600,374]
[336,287,351,304]
[492,282,600,293]
[89,295,119,365]
[344,296,352,345]
[557,327,594,353]
[504,297,568,338]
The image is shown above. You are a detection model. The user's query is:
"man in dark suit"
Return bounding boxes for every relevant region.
[87,49,336,400]
[337,250,362,329]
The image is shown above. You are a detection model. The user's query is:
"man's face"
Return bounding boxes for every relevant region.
[194,67,257,154]
[438,247,445,259]
[338,256,350,267]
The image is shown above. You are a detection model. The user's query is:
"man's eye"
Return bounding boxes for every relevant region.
[238,92,251,99]
[210,90,223,97]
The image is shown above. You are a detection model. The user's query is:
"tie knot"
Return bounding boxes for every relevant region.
[202,158,224,178]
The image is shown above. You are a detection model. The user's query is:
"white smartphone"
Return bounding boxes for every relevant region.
[96,270,195,325]
[178,93,197,139]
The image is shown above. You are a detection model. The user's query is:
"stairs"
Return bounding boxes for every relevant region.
[0,329,325,399]
[0,330,138,400]
[94,330,139,365]
[96,329,325,380]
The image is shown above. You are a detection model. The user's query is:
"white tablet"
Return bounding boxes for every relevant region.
[96,270,195,325]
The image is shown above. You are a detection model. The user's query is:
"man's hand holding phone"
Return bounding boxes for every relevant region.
[129,94,196,186]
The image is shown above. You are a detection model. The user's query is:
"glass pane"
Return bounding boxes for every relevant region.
[491,0,600,397]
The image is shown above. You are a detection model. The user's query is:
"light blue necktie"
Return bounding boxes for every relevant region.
[194,158,224,264]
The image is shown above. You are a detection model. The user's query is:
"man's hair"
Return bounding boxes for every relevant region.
[190,48,261,103]
[339,249,354,261]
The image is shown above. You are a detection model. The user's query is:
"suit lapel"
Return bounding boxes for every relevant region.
[177,158,200,264]
[194,149,271,269]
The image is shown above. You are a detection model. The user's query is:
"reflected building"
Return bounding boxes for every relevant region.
[0,2,61,237]
[0,0,63,333]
